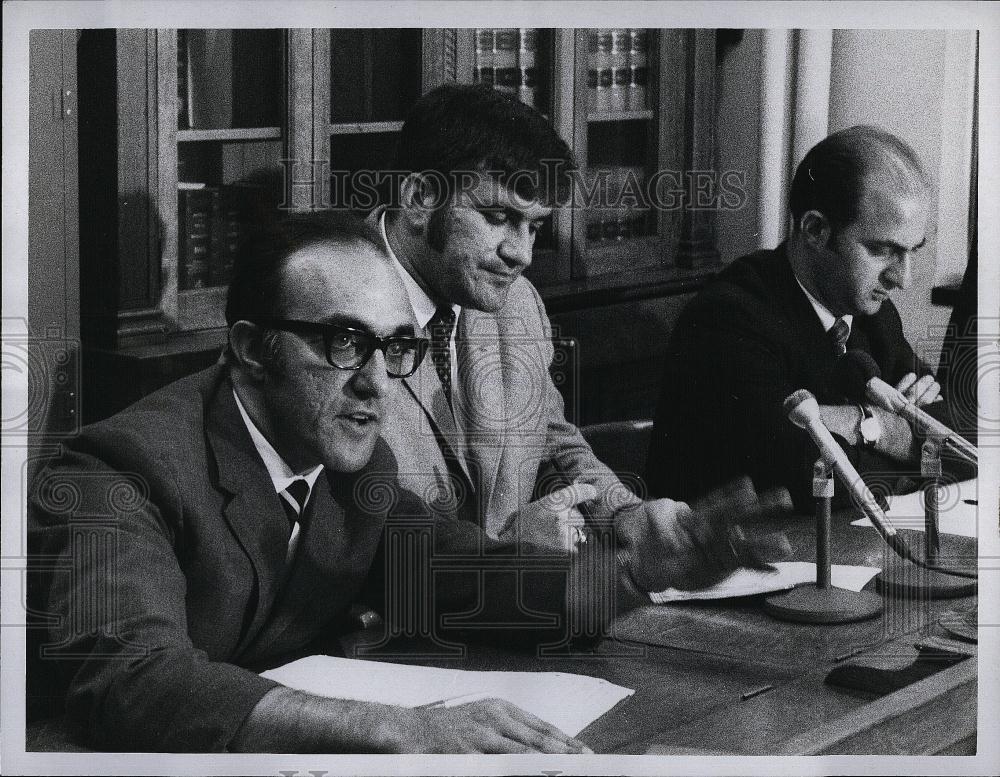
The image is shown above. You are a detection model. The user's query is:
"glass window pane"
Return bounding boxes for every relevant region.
[328,132,401,212]
[586,120,653,243]
[178,29,284,130]
[329,30,423,123]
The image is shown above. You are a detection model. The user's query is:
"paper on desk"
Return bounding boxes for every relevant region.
[648,561,881,603]
[851,479,977,538]
[260,655,633,736]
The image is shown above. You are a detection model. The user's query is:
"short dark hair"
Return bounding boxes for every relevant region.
[392,83,576,205]
[224,209,385,327]
[788,125,928,232]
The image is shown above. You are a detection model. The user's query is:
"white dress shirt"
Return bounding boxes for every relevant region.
[794,275,853,336]
[232,388,323,559]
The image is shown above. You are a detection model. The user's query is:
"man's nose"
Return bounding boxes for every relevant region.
[884,254,913,290]
[498,223,533,270]
[350,349,391,399]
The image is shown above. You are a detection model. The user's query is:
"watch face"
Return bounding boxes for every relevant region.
[860,415,881,443]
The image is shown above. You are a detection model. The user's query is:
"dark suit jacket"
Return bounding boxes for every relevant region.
[27,367,580,752]
[646,244,930,511]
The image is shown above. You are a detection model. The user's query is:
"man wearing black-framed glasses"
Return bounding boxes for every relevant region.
[28,210,614,753]
[249,318,429,378]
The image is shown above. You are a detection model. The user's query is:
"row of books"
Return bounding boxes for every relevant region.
[474,28,541,109]
[587,29,650,114]
[178,183,262,290]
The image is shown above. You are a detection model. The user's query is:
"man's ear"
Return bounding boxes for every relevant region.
[799,209,832,251]
[398,172,437,230]
[229,321,268,380]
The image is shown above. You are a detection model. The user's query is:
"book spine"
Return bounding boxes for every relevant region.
[493,29,519,99]
[517,28,538,109]
[474,29,495,87]
[628,29,649,112]
[588,30,613,114]
[179,189,212,289]
[609,29,630,113]
[211,187,238,287]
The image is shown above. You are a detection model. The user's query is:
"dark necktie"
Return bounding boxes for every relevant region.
[429,306,457,407]
[829,317,850,355]
[281,478,310,537]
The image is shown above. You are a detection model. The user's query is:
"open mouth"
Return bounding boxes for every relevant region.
[341,411,379,428]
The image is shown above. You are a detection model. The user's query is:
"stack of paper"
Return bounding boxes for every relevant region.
[648,561,881,604]
[851,479,978,538]
[261,655,634,736]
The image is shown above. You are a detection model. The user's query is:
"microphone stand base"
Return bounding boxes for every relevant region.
[875,565,977,599]
[763,585,883,624]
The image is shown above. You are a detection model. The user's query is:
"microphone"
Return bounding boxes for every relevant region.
[783,389,918,565]
[833,351,977,465]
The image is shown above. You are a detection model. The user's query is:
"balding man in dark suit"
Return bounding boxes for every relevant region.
[648,126,952,511]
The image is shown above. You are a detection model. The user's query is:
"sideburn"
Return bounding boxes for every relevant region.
[426,205,452,253]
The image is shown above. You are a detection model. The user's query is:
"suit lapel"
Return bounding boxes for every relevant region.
[773,247,831,349]
[242,476,338,658]
[205,381,289,653]
[243,473,387,662]
[774,247,878,401]
[401,325,473,483]
[456,309,507,514]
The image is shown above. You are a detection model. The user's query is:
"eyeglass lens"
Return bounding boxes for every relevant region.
[326,330,419,377]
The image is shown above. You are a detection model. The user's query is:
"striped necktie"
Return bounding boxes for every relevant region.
[429,306,457,407]
[281,478,310,537]
[829,317,850,355]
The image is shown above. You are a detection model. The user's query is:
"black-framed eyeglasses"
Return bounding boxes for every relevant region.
[259,319,428,378]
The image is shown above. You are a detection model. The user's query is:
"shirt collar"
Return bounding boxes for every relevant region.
[794,275,853,335]
[232,388,324,497]
[379,210,461,330]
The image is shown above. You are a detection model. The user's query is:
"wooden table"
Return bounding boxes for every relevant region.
[584,508,978,754]
[25,507,978,756]
[340,505,977,756]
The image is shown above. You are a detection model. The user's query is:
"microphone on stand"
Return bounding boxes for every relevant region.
[831,351,978,465]
[762,389,890,624]
[783,389,918,565]
[784,388,976,579]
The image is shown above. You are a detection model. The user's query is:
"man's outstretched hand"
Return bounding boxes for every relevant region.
[616,477,793,593]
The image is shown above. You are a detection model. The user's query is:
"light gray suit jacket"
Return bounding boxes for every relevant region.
[372,208,625,537]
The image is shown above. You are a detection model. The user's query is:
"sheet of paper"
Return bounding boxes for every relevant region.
[648,561,881,603]
[261,655,634,737]
[851,479,978,538]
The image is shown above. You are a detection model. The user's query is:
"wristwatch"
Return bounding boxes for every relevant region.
[857,404,881,449]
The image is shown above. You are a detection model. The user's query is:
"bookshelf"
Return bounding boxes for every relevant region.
[464,27,719,289]
[79,27,719,423]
